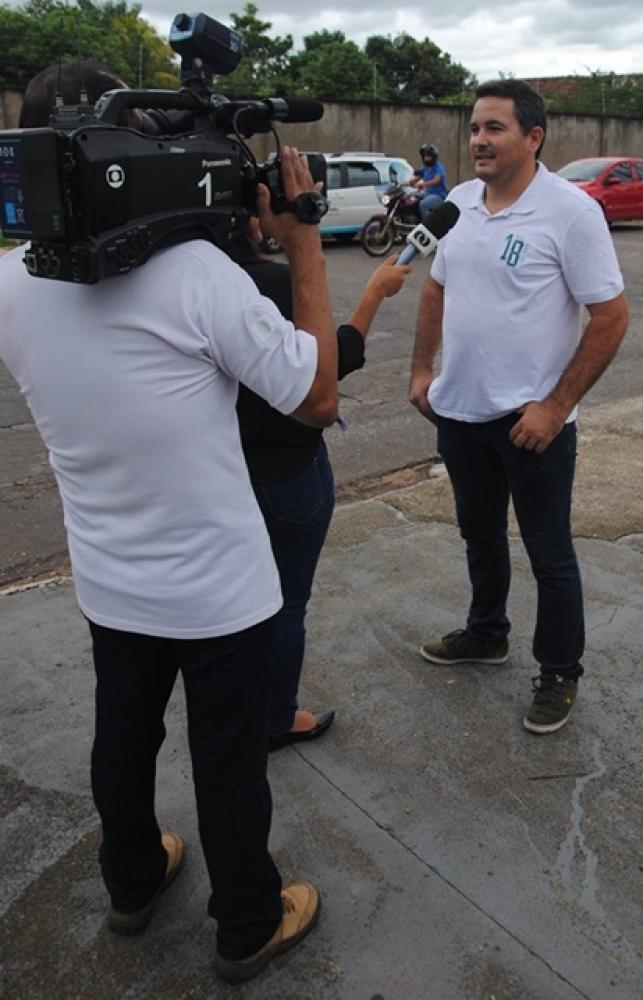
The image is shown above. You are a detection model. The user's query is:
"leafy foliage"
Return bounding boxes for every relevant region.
[4,0,643,119]
[213,3,293,96]
[0,0,476,104]
[0,0,177,90]
[290,30,375,100]
[365,33,475,102]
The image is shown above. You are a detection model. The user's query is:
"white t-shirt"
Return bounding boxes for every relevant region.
[0,239,318,638]
[429,163,624,422]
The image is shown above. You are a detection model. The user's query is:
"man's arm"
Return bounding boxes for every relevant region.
[509,291,629,452]
[422,172,443,189]
[409,275,444,422]
[258,147,338,428]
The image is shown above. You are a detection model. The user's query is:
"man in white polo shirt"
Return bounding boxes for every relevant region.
[0,61,338,984]
[409,79,629,734]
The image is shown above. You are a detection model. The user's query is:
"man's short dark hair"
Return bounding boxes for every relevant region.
[474,79,547,155]
[19,59,124,128]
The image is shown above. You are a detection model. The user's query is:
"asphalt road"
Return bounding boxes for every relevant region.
[1,223,643,585]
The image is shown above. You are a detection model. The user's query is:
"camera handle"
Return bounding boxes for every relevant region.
[94,88,210,126]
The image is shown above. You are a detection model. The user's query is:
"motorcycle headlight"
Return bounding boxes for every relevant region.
[381,194,391,206]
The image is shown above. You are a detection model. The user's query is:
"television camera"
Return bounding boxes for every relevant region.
[0,11,327,283]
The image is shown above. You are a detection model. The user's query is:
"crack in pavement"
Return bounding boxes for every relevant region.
[296,749,595,1000]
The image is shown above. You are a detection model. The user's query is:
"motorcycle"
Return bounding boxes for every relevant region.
[360,183,423,256]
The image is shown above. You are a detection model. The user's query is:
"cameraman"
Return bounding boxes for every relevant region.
[0,61,338,984]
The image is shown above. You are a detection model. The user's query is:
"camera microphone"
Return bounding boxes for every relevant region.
[396,201,460,266]
[230,97,324,133]
[261,98,324,124]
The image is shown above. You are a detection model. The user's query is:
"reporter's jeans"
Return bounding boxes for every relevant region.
[436,414,584,679]
[88,616,283,960]
[251,440,335,737]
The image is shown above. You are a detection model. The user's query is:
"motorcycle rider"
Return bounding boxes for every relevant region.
[411,143,448,220]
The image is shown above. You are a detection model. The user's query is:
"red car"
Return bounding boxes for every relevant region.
[557,156,643,223]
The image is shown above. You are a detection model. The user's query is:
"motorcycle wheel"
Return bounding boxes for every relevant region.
[360,216,396,257]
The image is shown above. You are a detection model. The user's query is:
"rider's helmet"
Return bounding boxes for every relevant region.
[419,143,439,159]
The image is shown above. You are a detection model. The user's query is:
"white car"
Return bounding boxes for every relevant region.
[320,152,415,242]
[260,151,415,251]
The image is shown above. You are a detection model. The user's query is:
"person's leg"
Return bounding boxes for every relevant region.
[420,192,445,219]
[89,621,178,913]
[177,617,283,960]
[503,422,584,677]
[251,440,335,737]
[437,418,511,642]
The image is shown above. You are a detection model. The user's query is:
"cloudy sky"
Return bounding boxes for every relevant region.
[135,0,643,82]
[5,0,642,81]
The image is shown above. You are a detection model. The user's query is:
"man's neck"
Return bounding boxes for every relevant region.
[484,161,538,214]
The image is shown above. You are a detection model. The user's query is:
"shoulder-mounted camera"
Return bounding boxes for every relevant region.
[0,12,327,283]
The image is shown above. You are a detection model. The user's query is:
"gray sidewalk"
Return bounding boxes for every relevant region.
[2,492,642,999]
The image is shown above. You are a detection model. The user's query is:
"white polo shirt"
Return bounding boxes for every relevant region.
[429,163,624,422]
[0,239,318,638]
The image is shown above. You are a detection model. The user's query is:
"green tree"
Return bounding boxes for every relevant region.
[215,2,293,96]
[290,30,374,100]
[0,0,177,90]
[365,33,474,102]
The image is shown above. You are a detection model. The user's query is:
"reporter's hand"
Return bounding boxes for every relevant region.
[409,370,437,423]
[365,254,411,298]
[508,399,567,453]
[257,146,323,253]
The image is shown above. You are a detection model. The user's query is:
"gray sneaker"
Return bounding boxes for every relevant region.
[523,674,578,734]
[420,628,509,665]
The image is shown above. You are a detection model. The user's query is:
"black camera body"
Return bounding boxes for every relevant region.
[0,12,327,283]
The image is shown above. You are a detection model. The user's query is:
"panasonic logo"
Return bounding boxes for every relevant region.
[201,158,232,168]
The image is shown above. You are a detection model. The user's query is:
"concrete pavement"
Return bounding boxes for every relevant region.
[1,234,643,998]
[2,479,642,999]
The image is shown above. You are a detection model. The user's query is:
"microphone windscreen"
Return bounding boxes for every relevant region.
[425,200,460,239]
[281,98,324,123]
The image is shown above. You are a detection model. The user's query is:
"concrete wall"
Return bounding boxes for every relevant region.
[251,101,643,184]
[3,90,642,182]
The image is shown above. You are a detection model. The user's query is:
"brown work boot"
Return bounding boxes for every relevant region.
[107,831,185,935]
[214,882,321,984]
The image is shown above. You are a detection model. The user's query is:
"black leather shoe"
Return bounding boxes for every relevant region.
[268,710,335,752]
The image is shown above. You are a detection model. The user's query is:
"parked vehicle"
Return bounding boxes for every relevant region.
[260,151,415,252]
[558,157,643,223]
[321,152,414,242]
[360,183,423,256]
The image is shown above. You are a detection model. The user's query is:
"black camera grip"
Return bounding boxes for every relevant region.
[271,192,328,224]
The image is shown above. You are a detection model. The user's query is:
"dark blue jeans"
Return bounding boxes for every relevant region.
[437,415,584,678]
[88,616,283,960]
[251,439,335,736]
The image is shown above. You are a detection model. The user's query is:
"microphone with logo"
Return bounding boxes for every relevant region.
[395,201,460,266]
